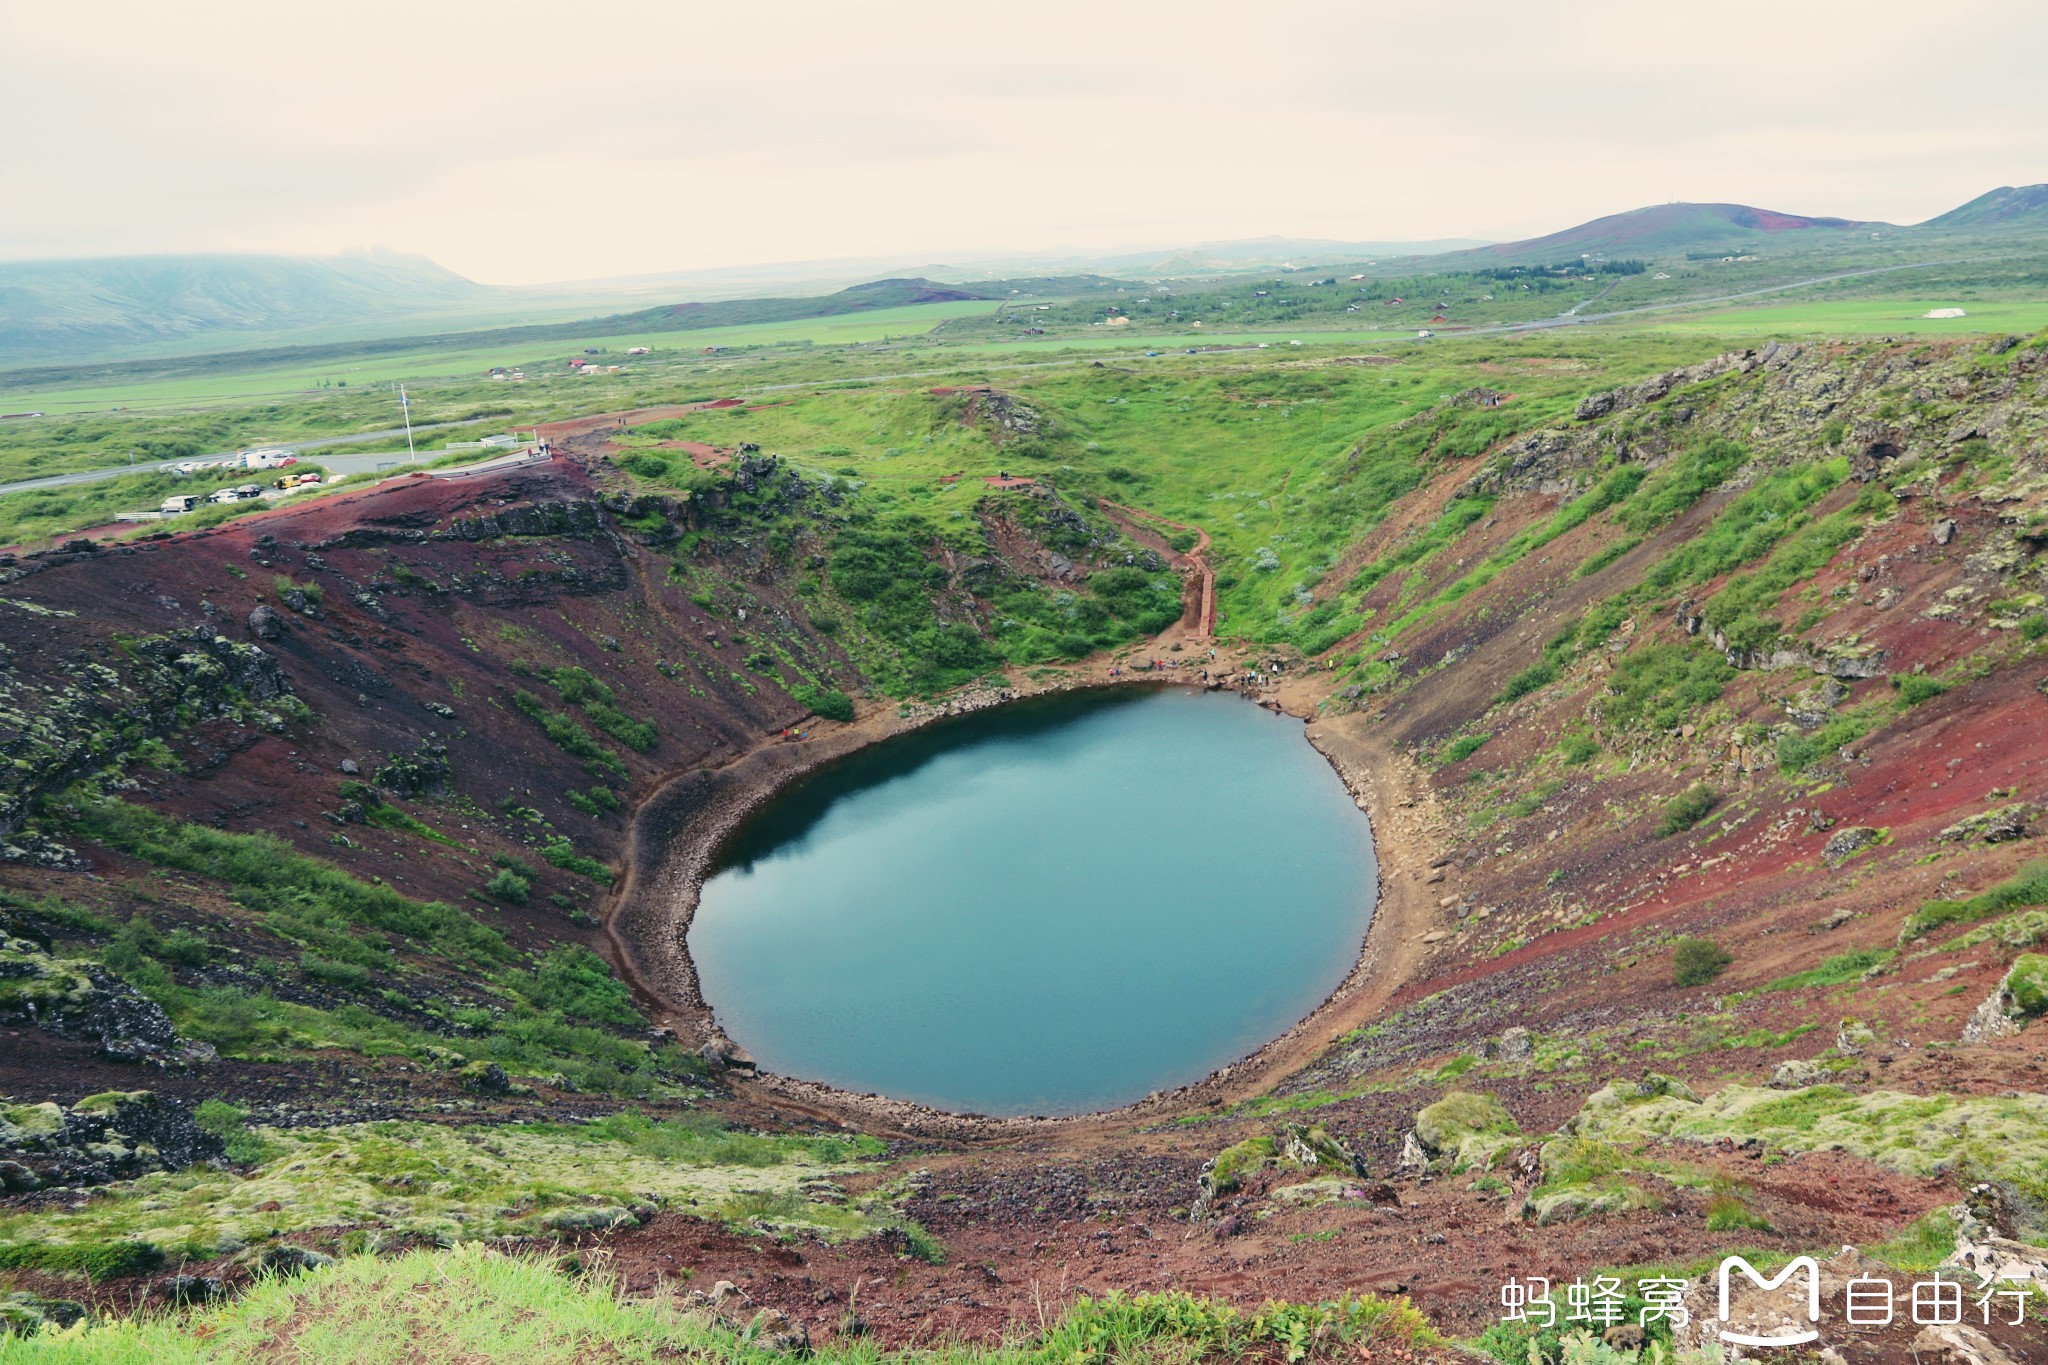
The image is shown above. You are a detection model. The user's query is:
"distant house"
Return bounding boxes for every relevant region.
[567,357,589,369]
[1386,297,1403,305]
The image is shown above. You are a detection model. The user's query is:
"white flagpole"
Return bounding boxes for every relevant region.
[400,384,416,462]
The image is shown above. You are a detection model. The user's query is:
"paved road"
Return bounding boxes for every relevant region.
[0,418,495,499]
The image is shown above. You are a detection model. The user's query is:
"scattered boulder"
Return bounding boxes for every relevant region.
[1963,955,2047,1043]
[1602,1324,1647,1352]
[1496,1026,1534,1062]
[1528,1186,1629,1225]
[258,1245,337,1276]
[1570,1073,1700,1124]
[1934,518,1958,546]
[0,1292,87,1336]
[1408,1091,1520,1172]
[747,1308,810,1355]
[0,1089,222,1188]
[161,1275,224,1305]
[1192,1135,1275,1218]
[1771,1058,1832,1088]
[1939,805,2034,845]
[457,1061,511,1094]
[245,604,288,640]
[1279,1124,1367,1177]
[541,1205,635,1233]
[701,1036,757,1072]
[1911,1323,2020,1364]
[1822,826,1882,865]
[0,937,214,1068]
[1836,1018,1878,1055]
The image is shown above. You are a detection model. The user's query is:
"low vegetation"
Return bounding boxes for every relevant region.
[1656,784,1718,837]
[1670,937,1733,987]
[0,1246,1441,1363]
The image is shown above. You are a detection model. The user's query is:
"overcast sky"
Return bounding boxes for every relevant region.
[3,0,2044,285]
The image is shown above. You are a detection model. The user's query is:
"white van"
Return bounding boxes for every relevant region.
[159,495,199,514]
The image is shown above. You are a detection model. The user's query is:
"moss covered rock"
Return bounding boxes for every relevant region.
[1567,1083,2048,1202]
[2009,953,2048,1017]
[1528,1187,1630,1226]
[1413,1091,1520,1172]
[1279,1124,1367,1177]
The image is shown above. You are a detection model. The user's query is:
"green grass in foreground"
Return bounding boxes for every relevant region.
[0,1114,885,1267]
[0,1245,1439,1364]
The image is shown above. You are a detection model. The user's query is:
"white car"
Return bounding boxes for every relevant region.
[206,487,242,505]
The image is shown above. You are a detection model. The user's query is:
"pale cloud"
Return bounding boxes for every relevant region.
[1,0,2042,283]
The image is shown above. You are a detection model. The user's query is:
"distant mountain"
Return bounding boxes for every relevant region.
[1457,202,1879,263]
[1924,184,2048,229]
[571,275,1108,338]
[0,250,489,362]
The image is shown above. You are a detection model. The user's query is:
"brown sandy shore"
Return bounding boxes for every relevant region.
[599,651,1446,1143]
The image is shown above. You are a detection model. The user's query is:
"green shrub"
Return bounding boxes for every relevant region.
[564,786,620,817]
[0,1239,163,1279]
[1705,1193,1773,1232]
[484,869,531,905]
[1442,733,1491,764]
[1892,673,1948,705]
[69,801,510,969]
[300,954,372,989]
[540,838,614,885]
[1776,711,1875,774]
[1763,948,1894,992]
[1672,937,1733,987]
[1899,862,2048,942]
[272,575,324,608]
[1558,731,1599,764]
[2020,614,2048,640]
[792,685,856,722]
[1497,661,1558,705]
[193,1097,274,1165]
[617,453,670,479]
[1616,437,1750,533]
[2010,953,2048,1017]
[508,947,641,1028]
[1657,784,1718,837]
[1602,644,1733,732]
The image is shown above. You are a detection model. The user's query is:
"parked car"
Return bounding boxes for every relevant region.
[295,473,322,485]
[233,484,263,499]
[159,495,199,514]
[206,488,242,505]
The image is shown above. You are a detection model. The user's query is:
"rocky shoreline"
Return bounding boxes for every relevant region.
[601,662,1439,1141]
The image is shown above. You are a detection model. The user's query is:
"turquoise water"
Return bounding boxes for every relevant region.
[687,687,1376,1116]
